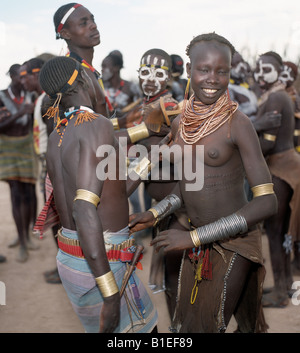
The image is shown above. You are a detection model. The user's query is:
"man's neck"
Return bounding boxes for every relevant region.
[109,75,122,89]
[68,46,94,65]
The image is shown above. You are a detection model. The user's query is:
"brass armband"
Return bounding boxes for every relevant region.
[251,183,275,198]
[263,133,277,142]
[127,122,149,143]
[190,229,201,247]
[296,146,300,153]
[95,271,119,297]
[294,129,300,137]
[73,189,100,207]
[133,157,152,179]
[148,208,159,226]
[111,117,119,130]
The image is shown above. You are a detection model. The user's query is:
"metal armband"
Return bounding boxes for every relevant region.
[263,133,276,142]
[73,189,100,207]
[148,194,181,226]
[127,122,150,143]
[95,271,119,297]
[190,213,248,246]
[110,117,120,130]
[251,183,274,198]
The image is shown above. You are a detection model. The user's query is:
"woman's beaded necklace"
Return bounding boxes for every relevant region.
[179,90,238,145]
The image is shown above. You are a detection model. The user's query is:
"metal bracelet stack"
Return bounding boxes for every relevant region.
[191,213,248,246]
[149,194,181,226]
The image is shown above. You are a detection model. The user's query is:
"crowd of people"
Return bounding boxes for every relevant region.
[0,2,300,333]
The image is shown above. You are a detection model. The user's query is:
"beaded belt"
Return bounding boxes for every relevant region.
[56,229,137,262]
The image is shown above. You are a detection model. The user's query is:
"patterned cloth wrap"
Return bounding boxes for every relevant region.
[0,133,37,183]
[56,226,158,333]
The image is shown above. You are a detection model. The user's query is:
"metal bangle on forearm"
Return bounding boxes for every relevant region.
[148,194,181,226]
[127,122,149,143]
[190,213,248,246]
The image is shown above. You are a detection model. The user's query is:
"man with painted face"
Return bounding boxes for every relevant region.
[112,48,181,148]
[113,49,184,318]
[253,51,300,307]
[279,61,300,153]
[228,52,258,119]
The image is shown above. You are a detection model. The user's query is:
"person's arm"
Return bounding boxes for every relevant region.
[129,181,182,234]
[256,94,283,155]
[0,103,34,132]
[72,118,120,333]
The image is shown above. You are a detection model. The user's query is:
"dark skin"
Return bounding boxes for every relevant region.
[0,68,36,261]
[101,55,137,116]
[254,54,295,303]
[59,6,107,117]
[129,41,278,327]
[46,74,128,332]
[0,70,34,135]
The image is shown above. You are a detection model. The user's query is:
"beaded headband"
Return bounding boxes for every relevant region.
[20,68,41,77]
[43,60,81,122]
[140,63,170,71]
[56,3,82,38]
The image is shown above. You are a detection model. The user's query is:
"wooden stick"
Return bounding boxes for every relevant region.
[120,245,144,297]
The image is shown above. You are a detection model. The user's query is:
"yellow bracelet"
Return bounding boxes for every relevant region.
[190,229,201,247]
[263,133,277,142]
[111,117,119,130]
[73,189,100,207]
[148,208,159,226]
[127,122,149,143]
[296,146,300,153]
[95,271,119,297]
[251,183,275,198]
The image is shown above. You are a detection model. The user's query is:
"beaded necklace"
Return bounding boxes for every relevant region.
[179,90,238,145]
[56,106,97,147]
[67,52,114,112]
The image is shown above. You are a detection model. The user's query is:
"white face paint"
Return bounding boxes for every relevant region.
[254,59,278,84]
[279,65,294,85]
[138,55,169,97]
[101,68,113,81]
[230,61,248,80]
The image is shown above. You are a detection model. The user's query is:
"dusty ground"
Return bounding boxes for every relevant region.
[0,180,300,333]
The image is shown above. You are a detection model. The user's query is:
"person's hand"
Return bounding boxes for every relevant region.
[150,229,194,254]
[99,293,120,333]
[125,106,142,127]
[0,107,11,121]
[252,110,282,132]
[21,103,35,115]
[129,211,156,234]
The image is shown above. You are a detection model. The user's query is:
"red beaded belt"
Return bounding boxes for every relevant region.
[56,229,139,262]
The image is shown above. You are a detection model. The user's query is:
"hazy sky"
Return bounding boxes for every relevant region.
[1,0,300,89]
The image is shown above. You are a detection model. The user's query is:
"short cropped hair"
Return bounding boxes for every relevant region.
[25,58,45,73]
[260,51,283,66]
[186,32,236,59]
[140,48,172,71]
